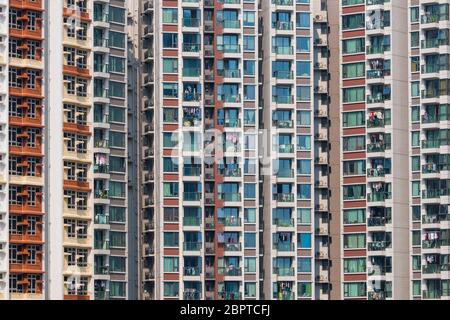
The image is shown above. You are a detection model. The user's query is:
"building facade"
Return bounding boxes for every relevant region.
[0,0,133,300]
[409,0,450,300]
[1,0,450,301]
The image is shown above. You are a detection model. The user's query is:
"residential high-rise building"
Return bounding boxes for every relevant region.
[2,0,450,301]
[409,0,450,300]
[0,0,133,301]
[339,0,409,300]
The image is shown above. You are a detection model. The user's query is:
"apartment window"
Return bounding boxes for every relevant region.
[296,86,310,101]
[343,111,365,127]
[343,136,365,152]
[411,131,420,147]
[163,182,179,198]
[297,184,311,200]
[412,181,421,197]
[411,105,420,122]
[110,207,126,223]
[410,31,419,48]
[343,209,366,225]
[296,37,310,52]
[110,106,125,123]
[244,233,256,248]
[109,6,125,24]
[163,83,178,98]
[343,160,365,176]
[109,181,125,198]
[110,256,126,273]
[244,208,256,224]
[344,283,366,298]
[64,219,76,238]
[297,135,311,151]
[163,282,179,297]
[109,31,125,49]
[412,230,421,246]
[109,56,125,74]
[244,109,255,125]
[28,275,41,294]
[343,62,365,79]
[243,36,255,51]
[163,108,178,123]
[344,234,366,249]
[297,208,311,225]
[163,33,178,48]
[412,255,421,271]
[110,156,125,173]
[296,61,310,77]
[243,11,255,27]
[162,8,178,24]
[244,257,256,273]
[244,184,256,199]
[164,207,179,222]
[342,13,364,30]
[9,245,22,264]
[412,281,421,297]
[27,245,39,264]
[28,216,39,235]
[342,38,365,54]
[110,231,126,248]
[296,12,310,28]
[411,206,421,222]
[343,87,365,103]
[163,58,178,73]
[411,81,420,97]
[109,131,125,148]
[298,258,311,273]
[244,60,255,76]
[298,283,312,298]
[163,257,179,273]
[164,232,179,247]
[9,215,23,235]
[344,258,366,273]
[109,81,125,98]
[411,156,420,172]
[410,7,419,23]
[298,233,311,249]
[244,85,255,100]
[297,159,311,175]
[244,283,256,298]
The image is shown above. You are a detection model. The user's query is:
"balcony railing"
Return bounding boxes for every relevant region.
[273,193,295,202]
[368,241,391,251]
[183,242,202,251]
[273,267,295,276]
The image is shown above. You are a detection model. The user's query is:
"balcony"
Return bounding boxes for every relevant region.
[217,69,240,78]
[275,169,295,178]
[182,43,201,53]
[421,13,450,24]
[224,243,242,252]
[217,44,240,54]
[183,166,202,176]
[183,18,200,28]
[218,216,242,227]
[183,267,201,276]
[367,118,385,128]
[272,242,294,252]
[272,21,294,30]
[422,214,450,224]
[272,46,294,55]
[367,168,386,178]
[183,216,201,227]
[273,193,294,202]
[218,267,242,277]
[273,70,294,80]
[273,95,294,104]
[272,120,293,129]
[277,144,294,153]
[422,264,441,275]
[183,242,202,251]
[367,216,391,227]
[422,38,449,49]
[218,291,242,300]
[368,241,391,251]
[273,267,295,277]
[218,20,240,29]
[218,193,241,202]
[273,218,295,228]
[367,192,391,202]
[218,167,241,177]
[183,192,202,201]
